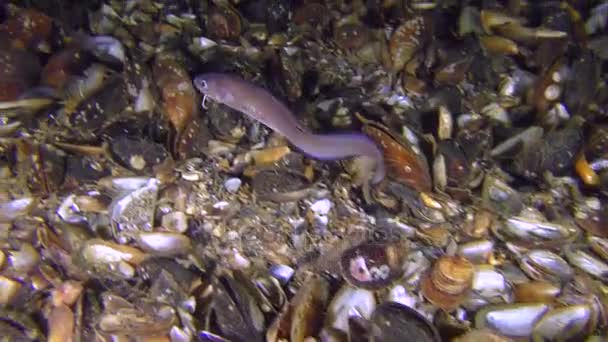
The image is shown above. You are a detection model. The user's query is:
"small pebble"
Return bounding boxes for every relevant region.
[289,217,307,231]
[181,172,201,181]
[313,215,329,229]
[230,250,251,269]
[171,326,192,342]
[387,285,417,308]
[226,230,240,241]
[269,264,295,285]
[213,201,230,210]
[224,177,242,193]
[310,198,332,215]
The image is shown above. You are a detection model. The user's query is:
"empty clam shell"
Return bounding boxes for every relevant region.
[341,242,406,290]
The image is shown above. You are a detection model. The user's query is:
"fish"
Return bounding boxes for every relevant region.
[193,73,386,184]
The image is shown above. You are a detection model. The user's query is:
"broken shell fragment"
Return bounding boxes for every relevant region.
[0,197,37,222]
[325,285,376,334]
[135,232,192,256]
[77,239,146,279]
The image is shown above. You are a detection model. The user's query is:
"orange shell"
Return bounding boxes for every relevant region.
[362,125,432,192]
[421,275,468,312]
[389,16,426,72]
[431,256,474,295]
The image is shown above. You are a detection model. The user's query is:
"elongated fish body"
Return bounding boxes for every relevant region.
[194,73,385,184]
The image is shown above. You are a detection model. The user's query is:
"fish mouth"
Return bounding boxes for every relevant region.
[201,94,212,109]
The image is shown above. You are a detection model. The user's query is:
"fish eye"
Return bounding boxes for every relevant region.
[195,77,208,90]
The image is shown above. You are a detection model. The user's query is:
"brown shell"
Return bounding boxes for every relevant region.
[437,141,470,186]
[335,23,370,50]
[0,8,52,50]
[360,121,432,192]
[207,6,242,41]
[575,206,608,238]
[434,56,473,85]
[513,281,560,303]
[153,53,197,135]
[479,35,519,55]
[42,48,90,90]
[389,16,426,72]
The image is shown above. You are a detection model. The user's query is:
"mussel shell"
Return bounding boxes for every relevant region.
[389,16,426,72]
[475,303,550,338]
[493,215,578,248]
[209,273,265,342]
[437,140,470,186]
[532,304,592,341]
[0,308,42,340]
[340,241,405,290]
[564,246,608,281]
[68,77,128,138]
[176,115,211,159]
[575,204,608,237]
[518,250,573,283]
[588,236,608,262]
[513,281,560,303]
[369,302,440,342]
[109,136,169,173]
[360,120,432,192]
